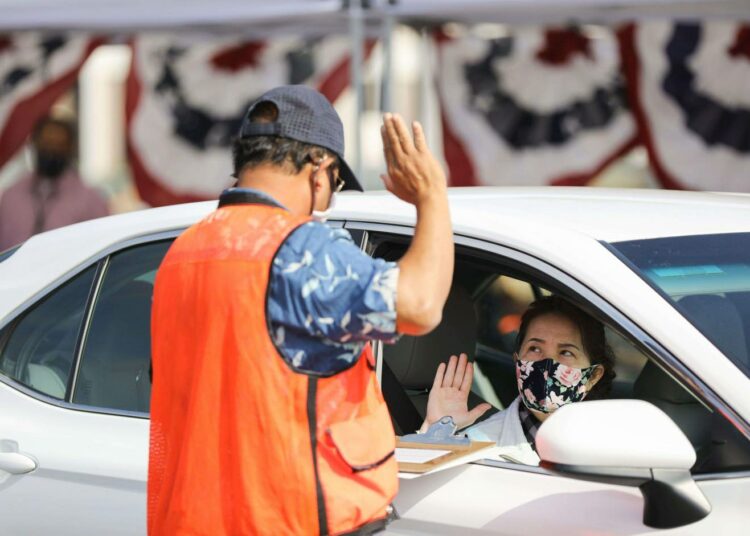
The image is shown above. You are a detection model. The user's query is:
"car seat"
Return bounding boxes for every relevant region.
[74,281,153,412]
[382,284,499,435]
[633,360,713,454]
[632,293,750,468]
[678,294,749,370]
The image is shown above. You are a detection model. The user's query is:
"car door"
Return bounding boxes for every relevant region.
[348,222,750,535]
[0,239,172,535]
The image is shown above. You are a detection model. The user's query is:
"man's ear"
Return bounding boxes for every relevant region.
[311,156,335,193]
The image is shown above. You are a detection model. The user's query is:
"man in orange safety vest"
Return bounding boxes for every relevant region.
[149,85,453,535]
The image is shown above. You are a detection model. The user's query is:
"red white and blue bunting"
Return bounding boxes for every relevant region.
[437,27,638,187]
[620,22,750,191]
[0,33,98,168]
[126,35,362,206]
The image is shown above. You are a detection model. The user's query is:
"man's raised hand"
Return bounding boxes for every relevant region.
[380,113,446,206]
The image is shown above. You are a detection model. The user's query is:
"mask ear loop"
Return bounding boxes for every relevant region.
[308,158,322,216]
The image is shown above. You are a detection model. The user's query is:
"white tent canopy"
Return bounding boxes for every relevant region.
[0,0,347,32]
[379,0,750,25]
[0,0,747,32]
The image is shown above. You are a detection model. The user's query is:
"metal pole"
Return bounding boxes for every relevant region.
[380,13,394,113]
[349,0,365,182]
[419,27,433,147]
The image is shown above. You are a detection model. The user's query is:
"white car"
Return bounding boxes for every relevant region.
[1,187,749,535]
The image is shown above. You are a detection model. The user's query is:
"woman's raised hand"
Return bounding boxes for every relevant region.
[420,353,492,432]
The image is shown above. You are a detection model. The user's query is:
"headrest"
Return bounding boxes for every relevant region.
[633,361,696,405]
[384,284,478,390]
[677,294,748,364]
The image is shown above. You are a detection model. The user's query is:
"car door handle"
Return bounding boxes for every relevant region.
[0,452,37,475]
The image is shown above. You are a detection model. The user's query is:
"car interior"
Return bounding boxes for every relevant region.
[0,265,97,400]
[73,280,153,413]
[73,241,170,413]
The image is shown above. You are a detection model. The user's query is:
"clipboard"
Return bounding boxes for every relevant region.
[395,438,495,474]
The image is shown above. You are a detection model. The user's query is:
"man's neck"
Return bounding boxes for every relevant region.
[237,165,310,216]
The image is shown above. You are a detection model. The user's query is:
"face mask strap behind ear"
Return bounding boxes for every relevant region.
[308,162,319,216]
[308,157,337,222]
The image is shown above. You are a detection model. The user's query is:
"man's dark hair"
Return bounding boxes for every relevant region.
[232,101,338,178]
[514,295,617,400]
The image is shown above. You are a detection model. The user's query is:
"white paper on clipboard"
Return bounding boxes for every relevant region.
[395,448,450,464]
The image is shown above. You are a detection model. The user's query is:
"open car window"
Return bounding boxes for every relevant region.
[367,231,750,475]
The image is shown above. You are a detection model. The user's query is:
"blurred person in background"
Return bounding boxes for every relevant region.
[0,115,109,250]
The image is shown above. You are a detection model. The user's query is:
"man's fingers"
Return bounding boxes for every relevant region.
[460,357,474,392]
[391,114,415,154]
[380,125,397,169]
[383,113,405,159]
[443,354,458,387]
[432,362,446,390]
[412,121,427,152]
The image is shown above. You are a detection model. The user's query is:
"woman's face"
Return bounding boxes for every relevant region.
[517,313,593,369]
[514,312,605,417]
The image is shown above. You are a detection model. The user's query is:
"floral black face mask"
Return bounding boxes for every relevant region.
[516,358,599,413]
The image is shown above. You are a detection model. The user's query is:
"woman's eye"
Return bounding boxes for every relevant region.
[560,350,576,358]
[528,345,540,353]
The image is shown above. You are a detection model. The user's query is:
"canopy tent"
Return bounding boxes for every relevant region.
[0,0,747,32]
[380,0,750,25]
[0,1,349,33]
[1,0,748,198]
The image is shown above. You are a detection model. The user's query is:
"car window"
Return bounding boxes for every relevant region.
[0,244,21,264]
[72,240,173,413]
[611,232,750,379]
[0,266,97,399]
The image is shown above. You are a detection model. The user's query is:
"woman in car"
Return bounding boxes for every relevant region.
[420,295,616,465]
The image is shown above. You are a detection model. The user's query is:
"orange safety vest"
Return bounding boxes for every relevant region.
[148,191,398,536]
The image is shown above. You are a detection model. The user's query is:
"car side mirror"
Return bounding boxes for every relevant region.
[536,399,711,529]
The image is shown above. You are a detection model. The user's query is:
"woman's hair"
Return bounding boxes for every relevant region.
[514,295,616,400]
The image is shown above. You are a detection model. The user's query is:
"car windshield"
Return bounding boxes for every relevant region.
[611,232,750,379]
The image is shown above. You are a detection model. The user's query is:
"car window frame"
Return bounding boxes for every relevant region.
[345,220,750,482]
[0,244,22,264]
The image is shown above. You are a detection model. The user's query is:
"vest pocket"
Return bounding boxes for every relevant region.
[327,402,396,472]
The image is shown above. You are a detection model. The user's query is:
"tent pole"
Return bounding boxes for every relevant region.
[419,27,433,148]
[349,0,365,183]
[380,12,394,113]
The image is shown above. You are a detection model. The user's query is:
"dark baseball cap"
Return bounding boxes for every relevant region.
[238,85,363,192]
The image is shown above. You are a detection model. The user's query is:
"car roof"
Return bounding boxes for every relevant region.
[335,187,750,243]
[2,187,749,322]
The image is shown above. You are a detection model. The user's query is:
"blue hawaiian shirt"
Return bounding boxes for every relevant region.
[246,190,400,375]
